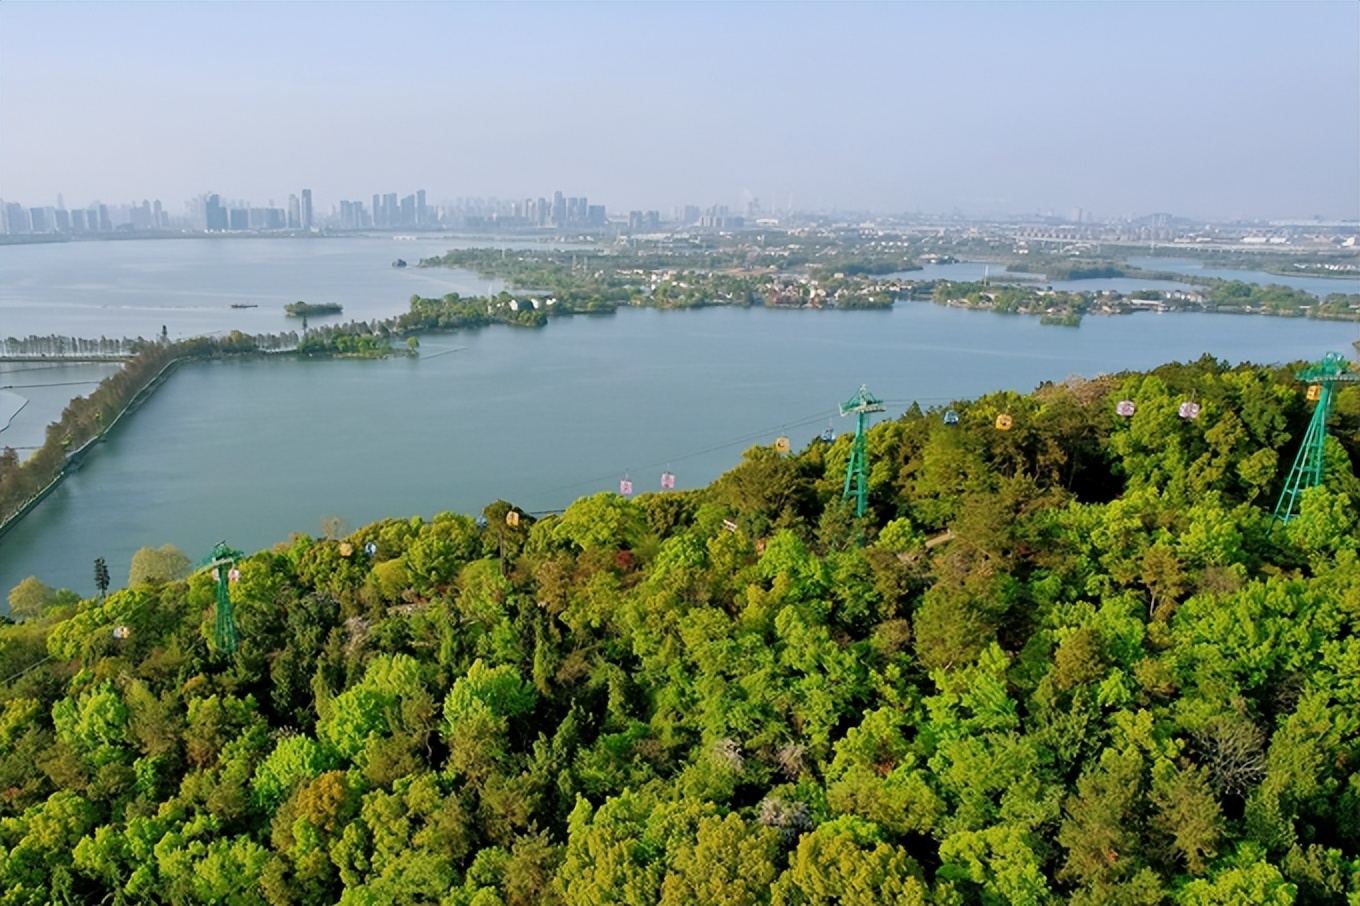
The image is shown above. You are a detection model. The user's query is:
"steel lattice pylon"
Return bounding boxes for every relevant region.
[1271,352,1359,526]
[199,541,244,652]
[840,384,885,518]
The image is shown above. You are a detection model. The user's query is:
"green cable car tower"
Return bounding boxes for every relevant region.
[1271,352,1359,526]
[840,384,885,517]
[200,542,244,653]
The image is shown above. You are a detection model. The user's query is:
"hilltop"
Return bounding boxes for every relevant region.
[1,357,1358,905]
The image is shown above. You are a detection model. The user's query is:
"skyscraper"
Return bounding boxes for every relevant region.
[5,202,29,233]
[301,189,313,230]
[205,195,227,231]
[416,189,426,226]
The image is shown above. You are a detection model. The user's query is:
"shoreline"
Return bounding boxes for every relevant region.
[2,271,1356,545]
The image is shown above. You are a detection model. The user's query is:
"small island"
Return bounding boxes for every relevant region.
[284,301,343,317]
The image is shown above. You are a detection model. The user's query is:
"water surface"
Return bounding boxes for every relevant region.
[2,302,1352,597]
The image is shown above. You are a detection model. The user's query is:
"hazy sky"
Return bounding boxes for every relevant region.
[2,2,1357,221]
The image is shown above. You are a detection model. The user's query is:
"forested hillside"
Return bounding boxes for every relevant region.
[1,357,1358,906]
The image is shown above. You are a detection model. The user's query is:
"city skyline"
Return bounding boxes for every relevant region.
[6,179,1360,239]
[1,3,1357,223]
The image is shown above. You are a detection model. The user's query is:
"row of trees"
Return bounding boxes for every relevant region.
[0,337,203,530]
[0,335,151,359]
[0,357,1357,904]
[0,329,308,531]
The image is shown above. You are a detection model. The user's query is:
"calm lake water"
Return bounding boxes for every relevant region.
[1126,257,1360,297]
[2,298,1355,597]
[899,259,1360,298]
[0,235,513,341]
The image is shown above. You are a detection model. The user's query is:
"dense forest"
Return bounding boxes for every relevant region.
[1,357,1358,906]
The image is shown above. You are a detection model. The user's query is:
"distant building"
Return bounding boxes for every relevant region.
[206,195,228,231]
[5,202,29,233]
[301,189,313,230]
[288,194,301,229]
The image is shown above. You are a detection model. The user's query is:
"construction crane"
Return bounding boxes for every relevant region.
[840,384,885,518]
[1271,352,1360,526]
[198,542,244,653]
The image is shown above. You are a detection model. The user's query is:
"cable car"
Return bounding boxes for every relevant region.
[943,409,959,425]
[619,477,633,497]
[995,414,1013,431]
[505,510,520,527]
[338,542,353,558]
[1116,400,1136,418]
[1307,384,1323,402]
[476,516,488,529]
[364,541,377,557]
[112,625,130,640]
[775,435,791,453]
[1178,401,1200,420]
[660,471,676,490]
[821,426,835,443]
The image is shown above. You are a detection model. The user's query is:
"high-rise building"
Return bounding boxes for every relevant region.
[551,191,566,227]
[400,194,415,226]
[29,208,49,232]
[416,189,426,226]
[206,195,228,231]
[71,209,88,233]
[5,202,29,233]
[54,208,71,232]
[288,194,301,229]
[301,189,313,230]
[98,204,111,232]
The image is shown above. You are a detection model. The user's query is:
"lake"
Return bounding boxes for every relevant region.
[2,294,1355,598]
[0,235,517,342]
[1126,257,1360,298]
[896,260,1360,298]
[2,238,1358,598]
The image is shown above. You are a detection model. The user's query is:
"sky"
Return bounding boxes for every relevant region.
[1,2,1357,222]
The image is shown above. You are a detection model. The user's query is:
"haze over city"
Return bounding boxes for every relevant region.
[2,1,1357,223]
